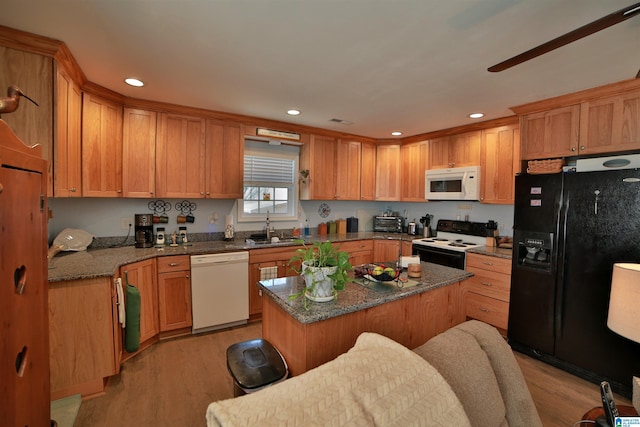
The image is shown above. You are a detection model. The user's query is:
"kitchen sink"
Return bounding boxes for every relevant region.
[246,238,305,246]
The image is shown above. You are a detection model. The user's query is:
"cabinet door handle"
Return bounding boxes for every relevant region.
[480,281,493,287]
[571,147,576,152]
[185,274,190,279]
[580,146,585,150]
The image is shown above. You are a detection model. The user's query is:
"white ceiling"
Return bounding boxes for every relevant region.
[1,0,638,139]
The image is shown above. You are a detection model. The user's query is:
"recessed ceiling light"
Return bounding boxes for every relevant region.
[287,109,301,116]
[125,78,144,87]
[391,131,402,136]
[469,113,484,119]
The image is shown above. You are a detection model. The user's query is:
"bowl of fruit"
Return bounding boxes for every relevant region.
[366,264,400,282]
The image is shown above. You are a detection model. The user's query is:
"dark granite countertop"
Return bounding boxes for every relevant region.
[47,232,417,282]
[258,262,472,324]
[467,245,513,260]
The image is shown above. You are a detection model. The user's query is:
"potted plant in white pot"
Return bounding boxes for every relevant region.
[289,240,352,308]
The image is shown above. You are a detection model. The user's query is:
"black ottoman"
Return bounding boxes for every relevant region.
[226,338,288,396]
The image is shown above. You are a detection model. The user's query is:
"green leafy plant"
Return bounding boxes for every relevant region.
[288,240,352,308]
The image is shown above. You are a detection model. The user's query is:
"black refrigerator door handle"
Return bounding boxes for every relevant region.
[555,191,570,340]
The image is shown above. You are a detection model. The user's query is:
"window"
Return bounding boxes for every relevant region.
[239,141,299,222]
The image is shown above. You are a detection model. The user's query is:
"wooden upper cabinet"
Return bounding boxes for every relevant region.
[428,136,450,169]
[300,135,337,200]
[375,143,401,201]
[520,104,580,160]
[401,140,428,201]
[428,131,480,169]
[480,124,520,204]
[54,66,82,197]
[360,142,376,200]
[122,108,157,198]
[0,46,54,195]
[301,136,368,201]
[205,120,243,199]
[82,93,123,197]
[335,140,362,200]
[579,89,640,155]
[156,113,206,198]
[449,131,481,167]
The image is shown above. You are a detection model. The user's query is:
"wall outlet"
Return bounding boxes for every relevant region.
[120,217,132,230]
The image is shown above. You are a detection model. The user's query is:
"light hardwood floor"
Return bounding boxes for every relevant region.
[72,322,632,427]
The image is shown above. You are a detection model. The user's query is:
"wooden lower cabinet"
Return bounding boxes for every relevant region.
[249,246,302,319]
[120,258,159,358]
[336,239,373,266]
[49,277,118,400]
[157,255,192,334]
[262,281,465,376]
[373,239,412,262]
[463,253,511,332]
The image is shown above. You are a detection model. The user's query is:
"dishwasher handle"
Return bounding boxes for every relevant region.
[191,252,249,268]
[192,258,247,268]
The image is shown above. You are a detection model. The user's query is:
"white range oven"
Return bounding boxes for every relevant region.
[412,219,489,269]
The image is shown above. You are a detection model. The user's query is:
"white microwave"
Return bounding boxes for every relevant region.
[425,166,481,201]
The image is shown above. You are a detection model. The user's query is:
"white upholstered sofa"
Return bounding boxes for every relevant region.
[206,320,542,426]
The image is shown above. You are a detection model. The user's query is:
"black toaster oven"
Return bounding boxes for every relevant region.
[373,216,405,233]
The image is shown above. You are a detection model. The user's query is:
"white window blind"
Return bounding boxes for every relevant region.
[244,156,294,184]
[239,140,299,221]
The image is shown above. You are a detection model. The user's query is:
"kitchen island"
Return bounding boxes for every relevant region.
[259,262,472,376]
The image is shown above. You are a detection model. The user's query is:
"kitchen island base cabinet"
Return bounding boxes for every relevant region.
[262,281,465,376]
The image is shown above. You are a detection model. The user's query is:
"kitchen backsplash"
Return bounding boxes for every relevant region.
[48,198,514,244]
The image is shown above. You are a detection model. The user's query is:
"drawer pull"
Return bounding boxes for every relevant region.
[479,307,490,313]
[480,282,493,287]
[481,261,494,266]
[168,262,179,267]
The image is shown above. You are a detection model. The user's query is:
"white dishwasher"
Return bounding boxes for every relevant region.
[190,251,249,334]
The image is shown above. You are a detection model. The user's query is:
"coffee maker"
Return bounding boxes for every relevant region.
[134,214,154,248]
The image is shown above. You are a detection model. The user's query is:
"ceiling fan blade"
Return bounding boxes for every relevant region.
[488,2,640,72]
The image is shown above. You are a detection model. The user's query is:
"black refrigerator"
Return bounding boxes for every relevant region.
[509,168,640,397]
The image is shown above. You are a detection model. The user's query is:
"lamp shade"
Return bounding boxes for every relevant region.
[608,263,640,344]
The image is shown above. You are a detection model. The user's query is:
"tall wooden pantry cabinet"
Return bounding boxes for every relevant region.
[0,119,50,425]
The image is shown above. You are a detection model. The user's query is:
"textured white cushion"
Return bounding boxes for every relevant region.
[207,332,471,427]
